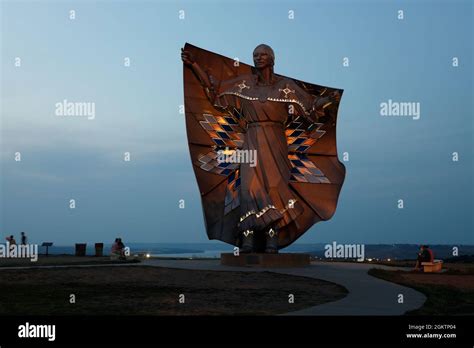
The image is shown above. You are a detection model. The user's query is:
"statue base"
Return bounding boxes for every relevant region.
[220,253,310,268]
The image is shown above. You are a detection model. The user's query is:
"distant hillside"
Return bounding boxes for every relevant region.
[305,244,474,260]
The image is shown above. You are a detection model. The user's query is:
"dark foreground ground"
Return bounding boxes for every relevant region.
[0,256,140,267]
[0,266,347,315]
[369,262,474,315]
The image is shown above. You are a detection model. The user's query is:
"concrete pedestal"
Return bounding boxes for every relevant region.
[220,253,310,268]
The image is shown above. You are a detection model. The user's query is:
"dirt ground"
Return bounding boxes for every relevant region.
[400,273,474,290]
[0,266,347,315]
[395,262,474,290]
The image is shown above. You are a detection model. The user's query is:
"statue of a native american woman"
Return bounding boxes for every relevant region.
[182,43,345,253]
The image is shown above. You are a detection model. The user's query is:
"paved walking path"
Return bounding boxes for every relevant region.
[0,259,426,315]
[141,259,427,315]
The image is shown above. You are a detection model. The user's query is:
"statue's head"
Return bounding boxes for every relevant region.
[253,44,274,69]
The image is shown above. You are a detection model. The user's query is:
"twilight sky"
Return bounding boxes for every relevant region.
[1,0,472,246]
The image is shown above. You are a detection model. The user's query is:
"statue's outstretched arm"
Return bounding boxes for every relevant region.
[182,48,218,104]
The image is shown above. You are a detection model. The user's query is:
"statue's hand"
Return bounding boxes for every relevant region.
[330,90,341,103]
[181,48,195,66]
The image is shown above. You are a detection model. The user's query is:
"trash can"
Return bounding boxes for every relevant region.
[95,243,104,257]
[75,243,86,256]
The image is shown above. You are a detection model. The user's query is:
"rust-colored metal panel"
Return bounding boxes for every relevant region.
[183,42,345,251]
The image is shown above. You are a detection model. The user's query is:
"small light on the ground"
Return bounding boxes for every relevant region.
[367,258,373,262]
[146,254,150,258]
[387,258,391,262]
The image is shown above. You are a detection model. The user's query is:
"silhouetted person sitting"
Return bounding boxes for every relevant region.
[111,238,126,260]
[414,245,434,271]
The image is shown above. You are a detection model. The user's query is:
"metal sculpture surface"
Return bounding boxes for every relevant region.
[182,43,345,253]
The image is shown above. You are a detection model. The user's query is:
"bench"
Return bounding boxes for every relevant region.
[421,259,443,273]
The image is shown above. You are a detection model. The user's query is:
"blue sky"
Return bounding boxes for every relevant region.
[1,0,472,246]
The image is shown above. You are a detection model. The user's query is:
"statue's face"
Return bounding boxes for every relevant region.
[253,46,273,69]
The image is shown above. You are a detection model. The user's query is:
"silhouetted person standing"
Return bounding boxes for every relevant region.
[21,232,27,245]
[5,235,16,252]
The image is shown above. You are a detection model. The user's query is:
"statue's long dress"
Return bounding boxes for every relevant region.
[183,43,346,250]
[214,76,309,235]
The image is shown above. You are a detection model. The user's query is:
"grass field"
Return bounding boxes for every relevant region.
[368,264,474,315]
